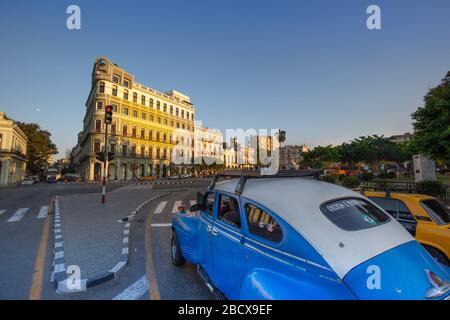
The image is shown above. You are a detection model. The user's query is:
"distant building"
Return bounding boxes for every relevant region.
[389,133,412,144]
[279,144,310,170]
[0,112,28,186]
[194,126,223,165]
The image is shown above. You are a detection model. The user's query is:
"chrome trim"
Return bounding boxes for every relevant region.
[245,237,332,271]
[425,269,450,299]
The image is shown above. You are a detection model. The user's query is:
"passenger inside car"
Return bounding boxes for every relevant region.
[218,196,241,228]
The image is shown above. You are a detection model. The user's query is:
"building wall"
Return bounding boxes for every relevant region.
[0,112,28,186]
[74,57,195,181]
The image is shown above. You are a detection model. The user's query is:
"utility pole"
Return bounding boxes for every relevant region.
[101,105,113,204]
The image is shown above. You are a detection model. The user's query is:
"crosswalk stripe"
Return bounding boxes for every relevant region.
[0,210,6,216]
[172,200,182,213]
[37,206,49,219]
[112,275,149,300]
[7,208,29,223]
[154,201,167,214]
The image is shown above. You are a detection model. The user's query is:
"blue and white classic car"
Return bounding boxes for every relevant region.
[171,172,450,300]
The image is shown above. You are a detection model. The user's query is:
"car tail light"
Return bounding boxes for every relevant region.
[178,206,186,213]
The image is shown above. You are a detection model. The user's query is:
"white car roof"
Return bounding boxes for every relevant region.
[214,178,413,279]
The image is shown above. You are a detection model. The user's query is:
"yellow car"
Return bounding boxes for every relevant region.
[363,191,450,266]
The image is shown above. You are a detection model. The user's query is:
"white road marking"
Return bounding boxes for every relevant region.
[154,201,167,214]
[172,200,182,213]
[190,200,196,207]
[151,223,172,227]
[0,210,6,216]
[7,208,29,223]
[112,275,149,300]
[37,206,49,219]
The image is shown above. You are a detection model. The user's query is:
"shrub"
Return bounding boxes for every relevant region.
[321,175,337,184]
[361,172,374,181]
[341,176,360,189]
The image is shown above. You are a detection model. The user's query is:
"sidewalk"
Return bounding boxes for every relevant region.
[53,187,168,292]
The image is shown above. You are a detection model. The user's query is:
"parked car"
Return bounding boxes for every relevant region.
[21,178,34,185]
[365,191,450,266]
[171,173,450,300]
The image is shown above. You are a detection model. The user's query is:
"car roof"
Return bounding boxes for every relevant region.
[214,177,413,279]
[364,191,434,201]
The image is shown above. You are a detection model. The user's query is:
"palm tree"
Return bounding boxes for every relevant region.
[277,129,286,145]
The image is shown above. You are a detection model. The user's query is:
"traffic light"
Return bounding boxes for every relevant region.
[107,152,115,161]
[96,151,105,162]
[105,105,113,124]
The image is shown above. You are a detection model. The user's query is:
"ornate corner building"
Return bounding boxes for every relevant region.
[0,112,28,186]
[72,57,195,181]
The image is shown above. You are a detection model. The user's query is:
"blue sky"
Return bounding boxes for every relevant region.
[0,0,449,158]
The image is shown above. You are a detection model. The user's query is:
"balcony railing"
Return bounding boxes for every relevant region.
[0,148,27,159]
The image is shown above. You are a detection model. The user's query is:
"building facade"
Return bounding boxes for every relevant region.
[73,57,195,181]
[279,144,310,170]
[389,133,412,144]
[0,112,28,186]
[194,126,223,165]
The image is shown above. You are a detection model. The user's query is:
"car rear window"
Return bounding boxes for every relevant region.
[420,199,450,225]
[320,198,391,231]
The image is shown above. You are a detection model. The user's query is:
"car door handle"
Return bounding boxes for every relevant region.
[211,227,219,236]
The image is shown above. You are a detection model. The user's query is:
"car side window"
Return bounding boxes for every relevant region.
[203,192,215,215]
[369,197,398,218]
[246,204,283,243]
[397,200,415,222]
[218,194,241,228]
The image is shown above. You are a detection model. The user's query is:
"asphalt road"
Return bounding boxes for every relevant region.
[0,182,123,299]
[0,180,213,300]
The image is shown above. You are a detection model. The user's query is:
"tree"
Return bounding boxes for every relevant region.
[16,122,58,174]
[411,72,450,162]
[302,145,341,168]
[276,129,286,145]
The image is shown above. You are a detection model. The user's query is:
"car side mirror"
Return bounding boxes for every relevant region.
[190,204,201,212]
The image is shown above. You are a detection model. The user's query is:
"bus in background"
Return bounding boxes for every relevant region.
[46,168,60,183]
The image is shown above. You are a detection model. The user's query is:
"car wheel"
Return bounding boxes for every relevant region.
[171,231,185,266]
[424,246,449,266]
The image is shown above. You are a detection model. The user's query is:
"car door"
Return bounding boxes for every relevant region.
[197,192,216,278]
[211,193,246,299]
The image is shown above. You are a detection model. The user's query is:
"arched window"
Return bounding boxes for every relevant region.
[123,89,129,100]
[141,145,145,157]
[149,130,153,140]
[123,125,128,136]
[133,92,138,103]
[156,101,160,110]
[163,104,167,112]
[156,132,160,141]
[112,85,118,96]
[163,133,167,141]
[99,82,105,93]
[170,105,173,114]
[150,99,154,108]
[141,95,146,105]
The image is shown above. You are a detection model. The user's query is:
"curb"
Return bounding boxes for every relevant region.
[57,179,211,185]
[50,192,172,293]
